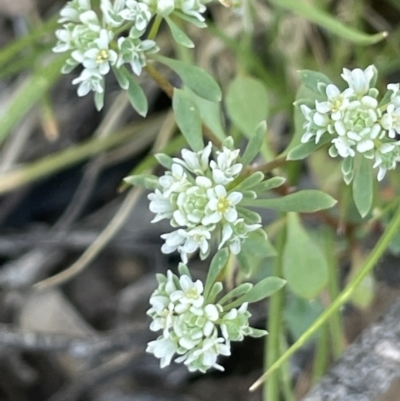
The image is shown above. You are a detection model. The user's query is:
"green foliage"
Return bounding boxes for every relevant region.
[225,76,269,138]
[283,213,328,299]
[204,249,229,300]
[153,55,222,101]
[353,156,373,218]
[242,190,337,213]
[123,174,160,189]
[241,121,267,167]
[165,17,195,48]
[172,89,203,151]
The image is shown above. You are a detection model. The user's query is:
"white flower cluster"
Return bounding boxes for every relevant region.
[300,65,400,181]
[53,0,207,108]
[148,140,262,263]
[146,269,265,372]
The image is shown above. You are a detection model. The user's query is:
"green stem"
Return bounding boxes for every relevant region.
[264,224,286,401]
[251,199,400,391]
[148,15,163,40]
[311,324,329,383]
[324,228,345,358]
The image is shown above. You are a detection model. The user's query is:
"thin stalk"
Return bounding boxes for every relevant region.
[324,228,345,358]
[0,115,166,195]
[250,199,400,391]
[148,15,163,40]
[311,324,329,383]
[279,335,295,401]
[264,224,286,401]
[144,63,174,98]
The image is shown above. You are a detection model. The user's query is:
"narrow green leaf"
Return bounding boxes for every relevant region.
[218,283,253,305]
[298,70,333,94]
[255,176,286,192]
[236,206,262,224]
[353,156,373,218]
[249,328,268,337]
[123,68,148,117]
[123,174,160,189]
[270,0,387,45]
[243,190,337,212]
[0,55,67,143]
[173,10,207,28]
[204,249,229,300]
[112,66,129,90]
[225,276,285,309]
[178,263,192,278]
[184,87,226,140]
[283,213,329,299]
[287,135,332,160]
[153,54,222,101]
[164,17,195,48]
[235,172,264,191]
[207,282,224,303]
[155,153,173,169]
[226,75,268,138]
[241,121,267,166]
[172,89,203,151]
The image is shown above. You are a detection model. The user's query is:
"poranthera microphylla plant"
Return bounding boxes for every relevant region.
[52,0,400,395]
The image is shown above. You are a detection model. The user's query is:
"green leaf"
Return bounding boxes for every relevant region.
[153,54,222,101]
[173,10,207,28]
[225,276,285,309]
[184,87,226,141]
[249,328,268,337]
[204,249,229,300]
[112,66,129,90]
[236,230,277,276]
[255,176,286,192]
[236,206,262,224]
[172,89,203,151]
[207,282,224,303]
[270,0,387,45]
[242,190,337,212]
[284,296,324,340]
[164,17,195,48]
[218,283,253,305]
[123,68,148,117]
[178,263,192,278]
[241,121,267,166]
[353,156,373,218]
[155,153,173,169]
[234,172,264,191]
[287,135,332,160]
[123,174,160,189]
[298,70,333,94]
[225,75,269,138]
[283,213,328,299]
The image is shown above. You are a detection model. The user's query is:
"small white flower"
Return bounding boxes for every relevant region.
[148,189,174,223]
[373,141,400,181]
[78,29,117,75]
[175,0,207,21]
[101,0,126,27]
[203,186,242,225]
[219,219,261,254]
[117,37,158,75]
[146,336,178,368]
[120,0,152,36]
[330,136,356,158]
[210,147,243,185]
[72,68,104,96]
[173,142,212,175]
[159,163,190,197]
[170,275,204,308]
[341,65,376,96]
[316,85,353,121]
[59,0,91,23]
[179,334,231,373]
[381,104,400,138]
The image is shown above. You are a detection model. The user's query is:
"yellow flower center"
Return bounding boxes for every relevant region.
[331,99,342,113]
[96,49,109,64]
[217,197,230,213]
[186,288,198,299]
